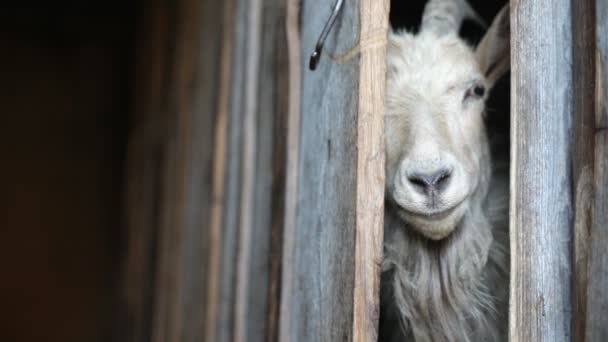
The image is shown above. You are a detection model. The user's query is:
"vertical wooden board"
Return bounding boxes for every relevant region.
[262,2,291,341]
[353,1,388,341]
[509,1,573,341]
[169,0,225,340]
[204,0,234,340]
[211,0,256,340]
[206,0,289,341]
[586,1,608,340]
[279,0,302,340]
[571,1,596,341]
[238,0,290,341]
[282,1,361,341]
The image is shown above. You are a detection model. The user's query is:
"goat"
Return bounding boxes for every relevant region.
[380,1,510,341]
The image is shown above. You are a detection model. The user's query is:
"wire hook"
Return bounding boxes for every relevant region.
[309,0,345,71]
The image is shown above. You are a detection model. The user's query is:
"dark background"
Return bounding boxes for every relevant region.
[0,3,136,341]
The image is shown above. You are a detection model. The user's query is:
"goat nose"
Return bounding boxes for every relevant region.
[407,168,452,194]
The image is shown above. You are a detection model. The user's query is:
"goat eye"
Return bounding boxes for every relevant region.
[464,84,485,101]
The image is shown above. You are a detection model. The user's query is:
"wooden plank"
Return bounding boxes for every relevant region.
[169,0,225,340]
[585,1,608,339]
[509,1,574,341]
[209,0,264,340]
[204,0,234,340]
[144,0,227,340]
[243,1,290,341]
[264,2,291,340]
[278,0,302,340]
[206,0,290,341]
[571,1,596,341]
[234,0,263,339]
[353,1,388,341]
[280,0,361,340]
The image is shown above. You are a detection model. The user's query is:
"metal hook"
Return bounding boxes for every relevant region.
[309,0,345,71]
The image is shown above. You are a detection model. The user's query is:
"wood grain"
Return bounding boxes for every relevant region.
[234,0,263,339]
[206,0,291,341]
[204,0,234,340]
[278,0,302,340]
[249,1,291,341]
[279,1,361,340]
[585,1,608,339]
[571,1,597,341]
[509,0,574,341]
[124,0,225,340]
[353,0,389,341]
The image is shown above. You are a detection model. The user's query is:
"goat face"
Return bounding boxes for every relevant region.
[385,5,509,240]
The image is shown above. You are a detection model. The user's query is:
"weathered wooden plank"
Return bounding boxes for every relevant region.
[169,0,225,340]
[280,0,361,340]
[233,0,263,338]
[278,0,302,340]
[206,0,291,341]
[585,1,608,340]
[204,0,234,340]
[571,1,596,341]
[210,1,261,340]
[264,2,291,340]
[147,0,226,340]
[353,0,388,341]
[242,1,290,341]
[509,1,574,341]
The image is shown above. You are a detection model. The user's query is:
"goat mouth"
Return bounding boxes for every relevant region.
[392,195,468,223]
[402,206,458,221]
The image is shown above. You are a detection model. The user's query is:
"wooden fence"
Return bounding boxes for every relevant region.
[120,0,608,341]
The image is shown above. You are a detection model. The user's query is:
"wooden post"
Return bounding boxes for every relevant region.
[585,1,608,340]
[353,1,389,341]
[509,1,574,341]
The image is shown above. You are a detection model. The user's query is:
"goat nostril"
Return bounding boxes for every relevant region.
[408,176,428,189]
[435,169,451,186]
[407,168,452,194]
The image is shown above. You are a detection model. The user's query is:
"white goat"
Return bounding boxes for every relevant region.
[381,1,510,341]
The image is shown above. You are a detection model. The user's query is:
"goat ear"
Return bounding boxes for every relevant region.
[475,5,510,87]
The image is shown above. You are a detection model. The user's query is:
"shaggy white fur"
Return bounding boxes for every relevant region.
[381,2,510,341]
